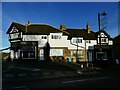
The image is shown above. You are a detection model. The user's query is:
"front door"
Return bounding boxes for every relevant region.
[88,51,92,62]
[40,49,44,61]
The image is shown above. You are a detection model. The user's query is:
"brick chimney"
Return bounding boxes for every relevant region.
[86,22,90,33]
[60,24,66,30]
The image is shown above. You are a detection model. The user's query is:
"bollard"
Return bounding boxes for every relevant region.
[81,64,83,68]
[87,63,89,68]
[91,63,93,69]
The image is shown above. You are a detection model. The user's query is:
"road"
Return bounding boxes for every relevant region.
[2,69,120,89]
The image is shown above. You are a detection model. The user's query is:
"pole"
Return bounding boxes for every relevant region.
[76,37,78,62]
[98,13,101,48]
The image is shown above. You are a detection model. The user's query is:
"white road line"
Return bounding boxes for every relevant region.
[32,69,41,71]
[4,86,28,89]
[4,74,14,77]
[62,77,111,84]
[18,73,27,77]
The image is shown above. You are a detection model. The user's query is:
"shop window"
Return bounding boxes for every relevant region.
[96,52,107,60]
[22,51,35,59]
[22,51,29,58]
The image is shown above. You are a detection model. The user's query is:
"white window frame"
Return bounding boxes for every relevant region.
[51,35,61,39]
[73,38,82,43]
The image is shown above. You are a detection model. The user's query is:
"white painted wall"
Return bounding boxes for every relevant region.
[23,35,47,47]
[85,40,97,49]
[49,33,97,50]
[49,33,70,48]
[22,32,112,51]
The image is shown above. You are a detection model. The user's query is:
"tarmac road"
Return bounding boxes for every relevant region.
[2,61,120,89]
[2,67,120,89]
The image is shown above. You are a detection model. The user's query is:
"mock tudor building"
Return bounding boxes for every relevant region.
[6,22,113,63]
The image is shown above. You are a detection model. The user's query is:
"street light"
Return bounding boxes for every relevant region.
[98,12,107,52]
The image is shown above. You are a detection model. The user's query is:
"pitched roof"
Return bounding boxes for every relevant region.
[6,22,25,34]
[6,22,112,40]
[114,34,120,44]
[6,22,66,35]
[25,24,62,35]
[65,28,96,40]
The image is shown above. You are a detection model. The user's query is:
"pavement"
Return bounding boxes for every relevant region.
[2,62,101,82]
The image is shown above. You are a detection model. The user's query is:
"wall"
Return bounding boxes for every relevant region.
[23,35,47,47]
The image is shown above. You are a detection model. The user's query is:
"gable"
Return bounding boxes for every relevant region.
[98,32,107,38]
[9,26,19,33]
[96,30,112,39]
[6,22,25,34]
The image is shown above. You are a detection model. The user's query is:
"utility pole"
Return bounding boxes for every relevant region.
[98,12,107,52]
[76,37,78,62]
[98,12,107,63]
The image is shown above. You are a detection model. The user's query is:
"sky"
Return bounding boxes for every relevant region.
[1,2,119,51]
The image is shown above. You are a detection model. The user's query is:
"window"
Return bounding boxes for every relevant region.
[10,33,21,39]
[11,42,20,49]
[78,51,84,57]
[73,39,82,43]
[86,40,91,43]
[50,49,63,56]
[51,35,61,39]
[41,36,47,39]
[101,38,106,43]
[71,50,84,57]
[96,52,107,60]
[21,42,37,59]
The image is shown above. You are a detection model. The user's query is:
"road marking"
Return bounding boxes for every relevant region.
[43,72,50,75]
[4,74,14,78]
[18,73,27,77]
[32,69,41,71]
[62,77,111,84]
[77,70,83,74]
[15,67,34,71]
[4,86,28,89]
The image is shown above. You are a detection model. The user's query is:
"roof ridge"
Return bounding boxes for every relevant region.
[13,22,23,25]
[26,23,58,29]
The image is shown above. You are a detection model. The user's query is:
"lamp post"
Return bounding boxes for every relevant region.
[76,37,79,62]
[98,12,107,52]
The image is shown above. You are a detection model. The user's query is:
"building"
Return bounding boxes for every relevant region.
[113,35,120,64]
[6,22,113,63]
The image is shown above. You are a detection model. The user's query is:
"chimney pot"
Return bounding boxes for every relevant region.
[60,24,66,30]
[86,22,90,33]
